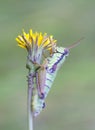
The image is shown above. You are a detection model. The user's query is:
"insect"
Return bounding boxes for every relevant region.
[32,59,48,117]
[32,37,84,117]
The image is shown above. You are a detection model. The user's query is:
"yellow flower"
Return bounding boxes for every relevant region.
[16,29,57,54]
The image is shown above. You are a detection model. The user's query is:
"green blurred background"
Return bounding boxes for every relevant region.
[0,0,95,130]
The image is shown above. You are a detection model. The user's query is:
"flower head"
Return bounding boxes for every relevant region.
[16,29,57,64]
[16,29,57,54]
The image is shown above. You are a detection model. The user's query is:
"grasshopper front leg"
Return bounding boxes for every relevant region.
[36,59,48,99]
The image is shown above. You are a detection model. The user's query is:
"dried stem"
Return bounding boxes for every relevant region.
[27,72,34,130]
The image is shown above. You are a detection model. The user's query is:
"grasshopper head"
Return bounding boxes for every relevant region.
[56,47,69,57]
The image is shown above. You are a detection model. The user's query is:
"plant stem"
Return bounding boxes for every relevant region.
[27,73,34,130]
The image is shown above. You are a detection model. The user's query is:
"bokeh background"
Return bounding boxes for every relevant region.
[0,0,95,130]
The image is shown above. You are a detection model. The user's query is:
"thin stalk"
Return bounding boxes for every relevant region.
[27,72,34,130]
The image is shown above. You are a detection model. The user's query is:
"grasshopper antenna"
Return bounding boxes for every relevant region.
[67,37,85,50]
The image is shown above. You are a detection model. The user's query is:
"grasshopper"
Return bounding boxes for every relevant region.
[32,37,84,117]
[32,59,48,117]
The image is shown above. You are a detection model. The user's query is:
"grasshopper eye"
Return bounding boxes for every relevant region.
[64,49,69,56]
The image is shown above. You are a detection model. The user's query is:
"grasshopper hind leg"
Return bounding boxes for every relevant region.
[35,59,48,100]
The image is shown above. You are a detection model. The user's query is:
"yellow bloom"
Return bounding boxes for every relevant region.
[16,29,57,53]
